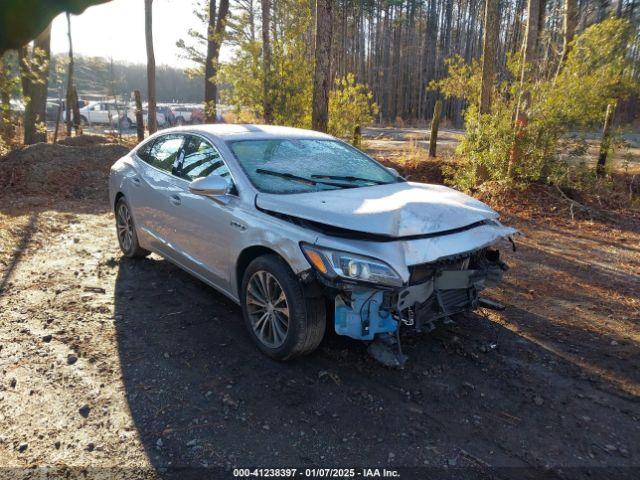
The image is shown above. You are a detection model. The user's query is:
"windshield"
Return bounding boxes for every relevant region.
[228,139,400,194]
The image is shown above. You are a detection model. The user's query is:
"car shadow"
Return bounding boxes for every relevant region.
[0,212,38,297]
[113,256,639,478]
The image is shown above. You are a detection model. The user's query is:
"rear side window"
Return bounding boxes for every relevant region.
[173,135,232,185]
[142,134,184,173]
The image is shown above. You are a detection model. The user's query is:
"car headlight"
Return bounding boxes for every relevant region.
[301,243,403,287]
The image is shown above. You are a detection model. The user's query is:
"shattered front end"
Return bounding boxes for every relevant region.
[334,247,508,337]
[396,248,508,332]
[302,242,510,365]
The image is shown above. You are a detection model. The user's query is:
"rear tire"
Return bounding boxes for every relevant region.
[115,197,150,259]
[241,255,325,360]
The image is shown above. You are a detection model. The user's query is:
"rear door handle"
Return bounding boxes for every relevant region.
[169,194,181,206]
[131,177,141,186]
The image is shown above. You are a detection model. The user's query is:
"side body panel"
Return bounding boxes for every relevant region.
[157,176,244,295]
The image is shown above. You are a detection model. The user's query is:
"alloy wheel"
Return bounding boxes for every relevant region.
[246,270,290,348]
[116,203,134,252]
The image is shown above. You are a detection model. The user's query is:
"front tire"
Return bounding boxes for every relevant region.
[115,198,150,258]
[241,255,325,360]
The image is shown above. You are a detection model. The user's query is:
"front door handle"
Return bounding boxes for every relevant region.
[169,194,181,206]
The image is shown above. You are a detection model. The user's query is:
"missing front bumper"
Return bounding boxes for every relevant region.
[332,253,508,340]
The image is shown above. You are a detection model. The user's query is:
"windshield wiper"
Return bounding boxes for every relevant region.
[310,174,388,185]
[256,169,356,188]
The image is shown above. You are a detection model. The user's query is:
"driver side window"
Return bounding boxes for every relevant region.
[173,135,233,187]
[142,134,185,173]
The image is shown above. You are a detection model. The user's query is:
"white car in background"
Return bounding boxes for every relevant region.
[120,107,167,129]
[76,101,124,125]
[172,104,197,125]
[67,101,166,129]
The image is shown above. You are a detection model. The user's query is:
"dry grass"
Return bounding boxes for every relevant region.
[365,138,457,184]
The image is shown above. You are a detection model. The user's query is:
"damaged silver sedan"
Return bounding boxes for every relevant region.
[108,124,516,365]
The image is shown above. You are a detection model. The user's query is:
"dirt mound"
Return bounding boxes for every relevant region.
[57,134,116,147]
[377,156,448,184]
[0,141,128,201]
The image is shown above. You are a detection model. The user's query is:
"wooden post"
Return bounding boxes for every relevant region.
[53,101,62,143]
[71,85,81,135]
[134,90,144,141]
[65,12,74,136]
[428,100,442,158]
[353,125,361,147]
[596,103,615,177]
[112,92,122,142]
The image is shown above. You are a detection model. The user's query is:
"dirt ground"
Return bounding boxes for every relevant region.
[0,137,639,479]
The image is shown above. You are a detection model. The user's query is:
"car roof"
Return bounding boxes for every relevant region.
[166,124,335,142]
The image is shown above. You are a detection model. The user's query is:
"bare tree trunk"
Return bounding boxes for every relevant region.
[0,55,11,141]
[596,102,615,177]
[65,12,74,136]
[428,99,442,158]
[145,0,157,134]
[261,0,273,124]
[71,85,81,134]
[508,0,542,177]
[204,0,231,123]
[204,0,217,123]
[518,0,542,98]
[479,0,500,115]
[248,0,256,42]
[19,23,51,145]
[312,0,333,132]
[134,89,145,141]
[555,0,577,80]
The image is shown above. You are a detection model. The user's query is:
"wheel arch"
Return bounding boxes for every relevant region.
[114,191,125,212]
[235,245,288,297]
[237,247,326,359]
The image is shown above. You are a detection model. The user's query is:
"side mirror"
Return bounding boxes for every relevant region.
[189,175,229,197]
[386,166,400,176]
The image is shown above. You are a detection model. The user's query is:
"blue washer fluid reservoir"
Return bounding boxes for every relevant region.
[334,289,398,340]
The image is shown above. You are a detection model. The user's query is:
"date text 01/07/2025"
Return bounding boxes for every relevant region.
[232,468,401,478]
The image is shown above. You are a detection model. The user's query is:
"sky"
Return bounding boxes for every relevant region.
[50,0,231,68]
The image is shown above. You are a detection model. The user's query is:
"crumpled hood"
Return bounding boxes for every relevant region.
[256,181,503,238]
